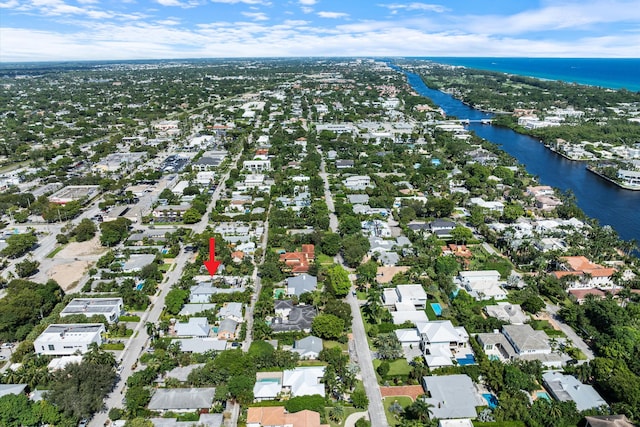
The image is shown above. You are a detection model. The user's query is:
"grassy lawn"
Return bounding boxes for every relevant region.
[424,303,438,320]
[567,347,587,360]
[383,396,413,426]
[323,340,348,351]
[101,343,125,350]
[530,319,566,337]
[326,406,358,427]
[475,422,526,427]
[46,245,65,259]
[356,290,367,300]
[373,359,412,376]
[298,360,326,367]
[316,253,334,265]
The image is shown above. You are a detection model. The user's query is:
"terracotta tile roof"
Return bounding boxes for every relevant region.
[247,407,285,426]
[247,406,324,427]
[552,256,616,279]
[279,245,315,274]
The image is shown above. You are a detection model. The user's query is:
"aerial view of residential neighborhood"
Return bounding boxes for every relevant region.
[1,57,639,427]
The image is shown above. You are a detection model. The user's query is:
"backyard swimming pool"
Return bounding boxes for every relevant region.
[536,391,551,401]
[430,303,442,316]
[482,393,498,409]
[456,354,476,366]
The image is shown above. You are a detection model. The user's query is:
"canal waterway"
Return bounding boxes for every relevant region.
[397,67,640,245]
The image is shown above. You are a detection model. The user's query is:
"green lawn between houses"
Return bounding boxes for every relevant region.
[382,396,413,426]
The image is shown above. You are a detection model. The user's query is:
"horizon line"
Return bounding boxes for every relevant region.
[2,55,640,65]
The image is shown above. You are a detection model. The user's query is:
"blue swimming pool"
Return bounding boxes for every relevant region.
[136,282,144,291]
[482,393,498,409]
[536,391,551,401]
[456,354,476,366]
[430,303,442,316]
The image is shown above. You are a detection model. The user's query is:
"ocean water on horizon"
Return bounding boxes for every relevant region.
[414,57,640,92]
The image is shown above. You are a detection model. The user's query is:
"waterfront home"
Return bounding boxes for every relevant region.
[551,256,616,289]
[617,169,640,188]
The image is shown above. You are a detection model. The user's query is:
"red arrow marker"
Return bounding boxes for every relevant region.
[203,237,221,276]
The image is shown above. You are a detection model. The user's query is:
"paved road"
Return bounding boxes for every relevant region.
[347,290,388,427]
[317,149,338,233]
[545,303,595,361]
[317,146,388,427]
[242,214,269,352]
[90,152,241,427]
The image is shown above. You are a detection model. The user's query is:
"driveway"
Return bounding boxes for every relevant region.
[545,303,595,361]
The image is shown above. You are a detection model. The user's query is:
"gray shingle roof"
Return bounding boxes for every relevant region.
[148,387,216,411]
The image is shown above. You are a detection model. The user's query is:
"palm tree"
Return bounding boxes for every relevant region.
[548,400,564,421]
[167,341,182,359]
[576,362,592,383]
[328,406,344,423]
[145,322,158,341]
[388,400,403,418]
[83,342,116,366]
[364,288,383,324]
[406,397,434,422]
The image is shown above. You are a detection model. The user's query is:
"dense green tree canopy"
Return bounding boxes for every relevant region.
[312,314,345,340]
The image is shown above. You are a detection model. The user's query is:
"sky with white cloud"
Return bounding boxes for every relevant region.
[1,0,639,62]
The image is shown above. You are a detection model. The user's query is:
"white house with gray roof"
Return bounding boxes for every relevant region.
[286,274,317,297]
[283,366,325,397]
[174,317,210,338]
[457,270,507,301]
[34,324,105,356]
[218,302,243,322]
[422,374,484,419]
[382,284,427,308]
[60,298,123,323]
[484,303,529,325]
[502,324,550,355]
[293,336,323,359]
[122,254,156,273]
[542,371,608,411]
[175,338,228,353]
[148,387,216,412]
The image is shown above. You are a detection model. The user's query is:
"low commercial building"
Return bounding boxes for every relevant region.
[48,185,100,205]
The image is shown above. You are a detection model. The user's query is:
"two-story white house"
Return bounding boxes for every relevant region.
[34,324,105,356]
